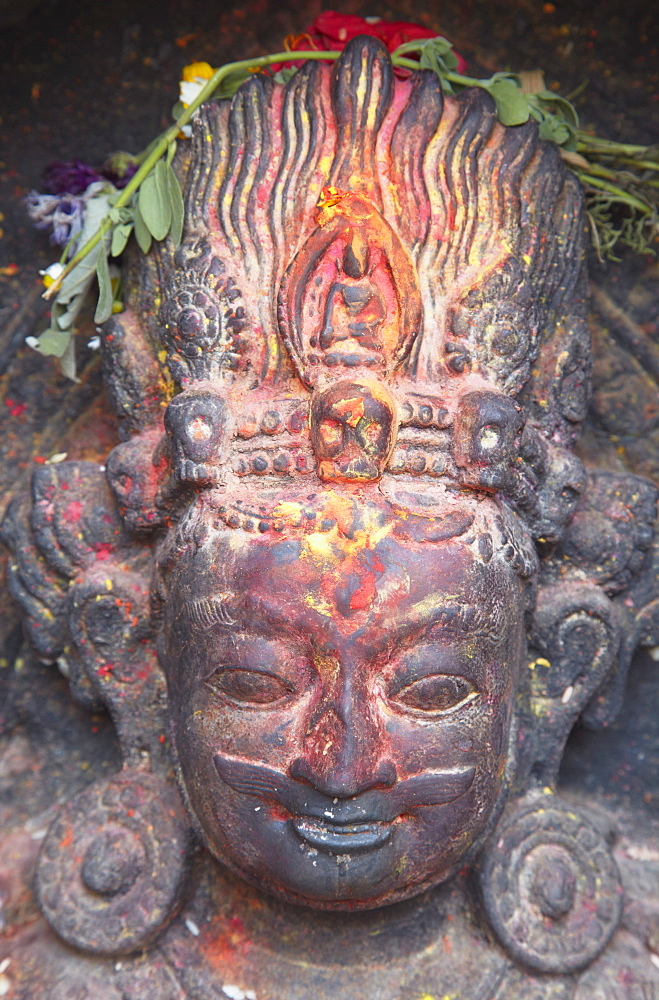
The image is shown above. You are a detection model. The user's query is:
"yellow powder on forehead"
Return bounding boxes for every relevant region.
[303,592,334,618]
[302,522,393,566]
[272,491,393,562]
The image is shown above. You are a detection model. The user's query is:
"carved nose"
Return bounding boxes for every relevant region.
[289,704,397,798]
[290,754,397,798]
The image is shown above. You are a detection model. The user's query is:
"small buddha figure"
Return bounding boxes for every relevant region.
[319,232,388,367]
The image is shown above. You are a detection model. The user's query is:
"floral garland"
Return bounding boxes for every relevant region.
[26,11,659,379]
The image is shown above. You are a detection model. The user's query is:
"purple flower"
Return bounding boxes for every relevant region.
[42,154,140,195]
[101,151,139,189]
[42,159,104,195]
[25,191,86,246]
[104,161,138,189]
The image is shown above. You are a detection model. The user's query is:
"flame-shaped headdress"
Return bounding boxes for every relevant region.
[102,36,589,542]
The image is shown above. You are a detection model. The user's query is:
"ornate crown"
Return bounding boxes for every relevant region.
[99,36,590,543]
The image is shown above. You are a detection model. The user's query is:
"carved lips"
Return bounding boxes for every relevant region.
[214,753,475,855]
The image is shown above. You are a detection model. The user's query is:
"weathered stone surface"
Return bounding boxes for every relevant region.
[1,17,658,1000]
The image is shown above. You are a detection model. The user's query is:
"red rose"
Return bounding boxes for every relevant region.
[274,11,466,76]
[309,11,465,69]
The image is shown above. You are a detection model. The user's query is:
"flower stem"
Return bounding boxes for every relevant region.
[577,136,652,156]
[575,172,652,213]
[389,51,482,89]
[44,49,343,300]
[610,157,659,173]
[390,55,423,70]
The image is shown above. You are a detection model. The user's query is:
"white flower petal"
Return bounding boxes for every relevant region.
[222,987,246,1000]
[180,79,206,107]
[39,262,64,280]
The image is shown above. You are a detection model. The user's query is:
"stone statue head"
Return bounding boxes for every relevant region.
[4,36,658,973]
[156,490,534,907]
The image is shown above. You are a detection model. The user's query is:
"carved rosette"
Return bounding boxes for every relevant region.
[36,770,192,955]
[479,796,622,973]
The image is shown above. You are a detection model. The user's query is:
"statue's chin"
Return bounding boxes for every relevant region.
[189,789,511,912]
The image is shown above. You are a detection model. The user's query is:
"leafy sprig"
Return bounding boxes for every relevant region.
[35,36,659,378]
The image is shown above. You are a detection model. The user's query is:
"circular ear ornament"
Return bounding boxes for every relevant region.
[36,769,192,955]
[479,795,622,974]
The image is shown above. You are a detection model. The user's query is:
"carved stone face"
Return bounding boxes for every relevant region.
[161,506,526,909]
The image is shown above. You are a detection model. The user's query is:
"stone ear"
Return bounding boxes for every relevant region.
[67,568,168,766]
[518,581,620,789]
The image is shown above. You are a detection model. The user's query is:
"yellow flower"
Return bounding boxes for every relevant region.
[178,61,216,137]
[40,262,64,288]
[179,61,215,107]
[181,61,214,83]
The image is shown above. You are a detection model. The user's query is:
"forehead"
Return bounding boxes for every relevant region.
[173,525,520,646]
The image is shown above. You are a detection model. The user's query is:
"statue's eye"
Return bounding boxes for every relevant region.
[390,674,475,714]
[205,669,292,706]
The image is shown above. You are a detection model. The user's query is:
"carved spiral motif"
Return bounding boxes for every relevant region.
[480,798,622,974]
[36,770,191,955]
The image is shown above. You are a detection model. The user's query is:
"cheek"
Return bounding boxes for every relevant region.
[380,709,479,775]
[380,688,513,776]
[176,684,312,769]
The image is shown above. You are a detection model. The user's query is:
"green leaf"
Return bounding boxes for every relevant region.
[534,90,579,128]
[538,115,574,148]
[213,66,252,99]
[171,100,185,122]
[34,328,71,357]
[419,44,445,75]
[167,139,177,165]
[528,92,578,149]
[420,36,454,57]
[139,158,171,241]
[95,249,113,324]
[272,67,298,85]
[56,194,111,306]
[416,38,463,92]
[393,36,453,58]
[133,201,152,254]
[56,258,97,304]
[59,335,78,382]
[57,294,87,331]
[489,71,521,84]
[111,222,133,257]
[486,79,530,126]
[166,163,184,248]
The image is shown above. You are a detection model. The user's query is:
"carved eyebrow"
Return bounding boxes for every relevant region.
[430,603,503,640]
[185,595,237,629]
[390,596,504,642]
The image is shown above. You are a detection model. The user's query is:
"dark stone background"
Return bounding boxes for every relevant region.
[0,0,657,853]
